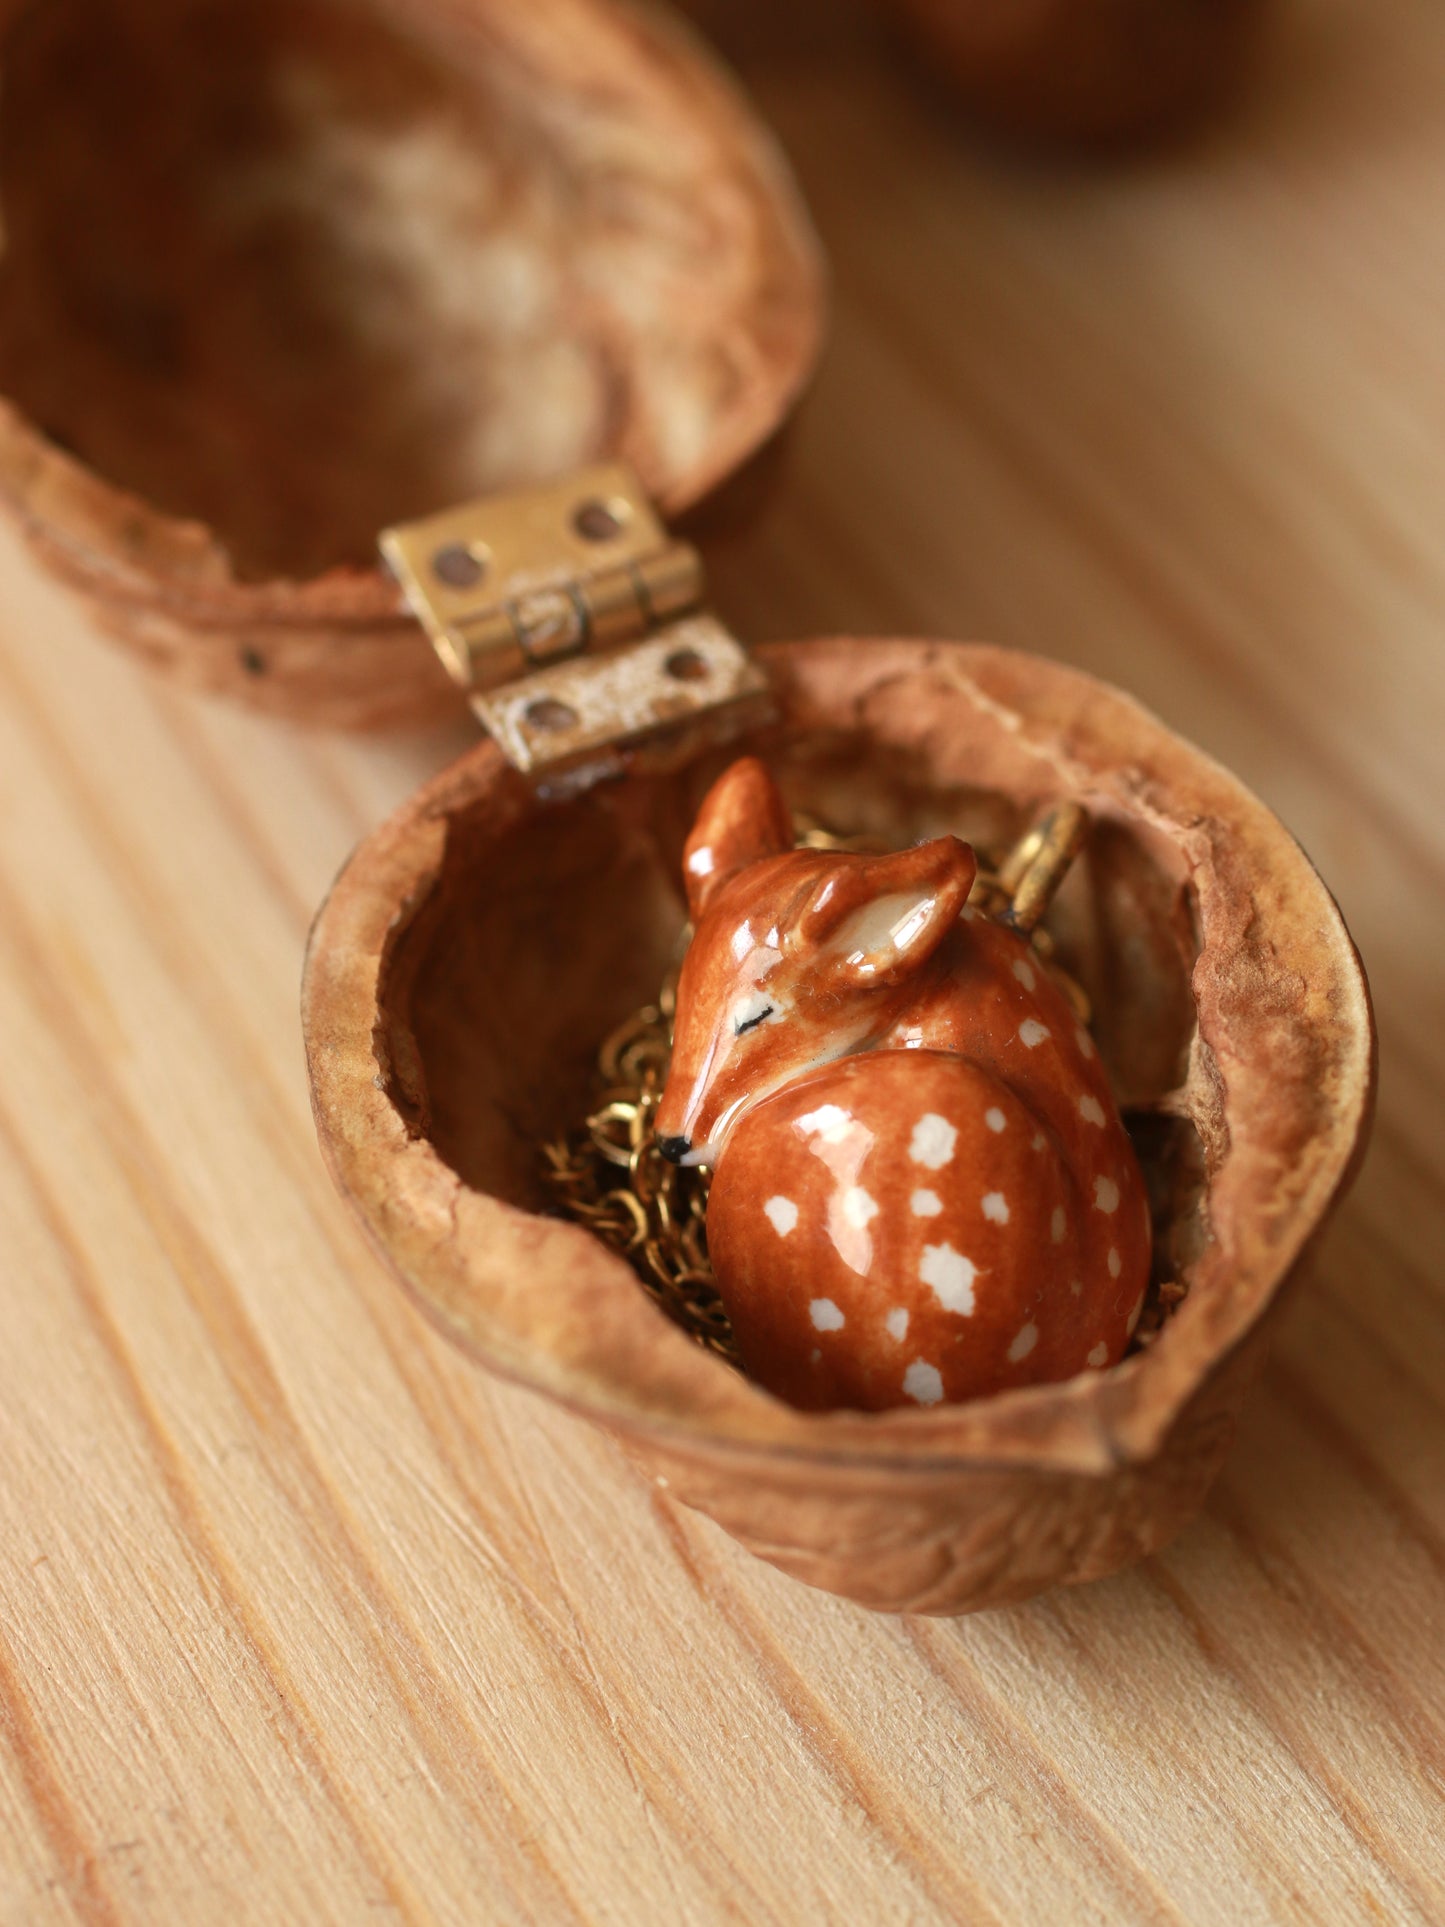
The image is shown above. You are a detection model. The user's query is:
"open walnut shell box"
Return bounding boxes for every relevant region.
[0,0,1372,1612]
[303,642,1375,1615]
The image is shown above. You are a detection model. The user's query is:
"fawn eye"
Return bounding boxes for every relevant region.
[734,1001,775,1036]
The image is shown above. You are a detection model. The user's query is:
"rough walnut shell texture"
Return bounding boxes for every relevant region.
[884,0,1267,144]
[0,0,823,727]
[302,640,1374,1614]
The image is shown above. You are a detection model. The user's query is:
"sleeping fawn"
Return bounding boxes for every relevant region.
[656,757,1150,1412]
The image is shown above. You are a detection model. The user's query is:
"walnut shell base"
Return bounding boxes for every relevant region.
[0,0,822,729]
[302,639,1374,1613]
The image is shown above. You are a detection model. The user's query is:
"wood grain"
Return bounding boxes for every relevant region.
[1,0,1441,1918]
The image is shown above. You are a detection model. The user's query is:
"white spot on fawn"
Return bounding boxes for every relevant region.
[764,1196,798,1237]
[1076,1026,1096,1059]
[984,1107,1007,1134]
[841,1187,879,1229]
[1108,1247,1122,1279]
[1078,1094,1106,1128]
[903,1360,944,1405]
[796,1103,853,1145]
[1070,1279,1083,1297]
[910,1113,958,1169]
[981,1192,1010,1224]
[809,1298,845,1332]
[919,1244,977,1316]
[1051,1207,1067,1244]
[1012,957,1037,991]
[1007,1322,1038,1363]
[1019,1019,1050,1049]
[911,1189,943,1218]
[1087,1342,1109,1369]
[1095,1175,1120,1215]
[686,845,715,877]
[885,1307,909,1341]
[1032,1132,1047,1151]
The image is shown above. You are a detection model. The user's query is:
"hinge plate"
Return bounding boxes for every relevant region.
[380,463,703,690]
[476,615,771,782]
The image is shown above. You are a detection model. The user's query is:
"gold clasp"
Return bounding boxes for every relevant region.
[996,802,1089,934]
[381,463,770,781]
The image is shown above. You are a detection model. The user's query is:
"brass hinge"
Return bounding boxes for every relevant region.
[380,463,771,781]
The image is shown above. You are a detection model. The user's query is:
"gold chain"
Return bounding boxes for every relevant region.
[541,969,741,1362]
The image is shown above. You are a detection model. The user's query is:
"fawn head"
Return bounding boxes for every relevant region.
[656,758,976,1165]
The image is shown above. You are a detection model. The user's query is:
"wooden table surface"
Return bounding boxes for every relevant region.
[3,1,1443,1920]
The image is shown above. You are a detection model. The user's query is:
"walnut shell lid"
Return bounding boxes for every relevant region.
[0,0,824,729]
[302,639,1375,1614]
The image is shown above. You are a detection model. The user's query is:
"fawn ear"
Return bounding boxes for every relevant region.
[682,757,794,917]
[800,837,977,988]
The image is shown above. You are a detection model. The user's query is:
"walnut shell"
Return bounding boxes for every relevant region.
[0,0,823,728]
[302,640,1374,1614]
[882,0,1268,145]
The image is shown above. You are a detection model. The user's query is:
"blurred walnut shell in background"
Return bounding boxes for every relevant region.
[302,639,1374,1615]
[883,0,1269,145]
[0,0,822,727]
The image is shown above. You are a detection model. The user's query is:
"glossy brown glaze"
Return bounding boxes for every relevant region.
[657,758,1150,1410]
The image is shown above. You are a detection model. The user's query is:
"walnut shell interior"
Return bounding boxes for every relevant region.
[0,0,823,725]
[303,640,1374,1613]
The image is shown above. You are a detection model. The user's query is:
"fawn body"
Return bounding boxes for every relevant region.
[656,758,1150,1412]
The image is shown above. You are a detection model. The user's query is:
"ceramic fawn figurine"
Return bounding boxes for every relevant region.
[656,758,1151,1412]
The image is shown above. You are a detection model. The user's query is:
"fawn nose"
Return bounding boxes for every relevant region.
[657,1135,691,1164]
